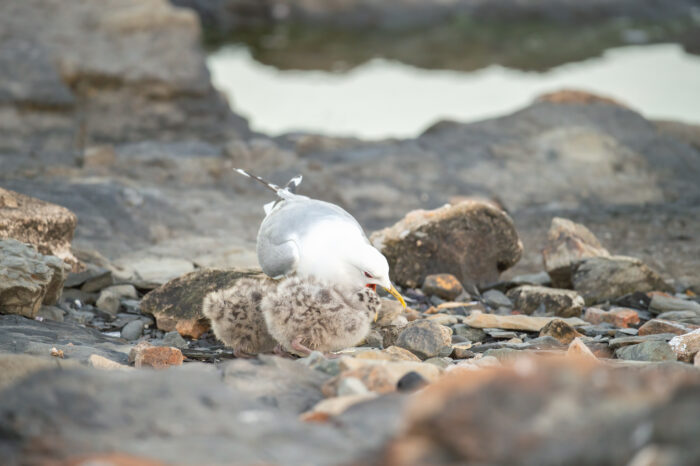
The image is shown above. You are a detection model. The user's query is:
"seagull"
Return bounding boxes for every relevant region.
[228,168,406,356]
[235,168,406,307]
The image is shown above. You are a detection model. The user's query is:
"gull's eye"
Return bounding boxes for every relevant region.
[364,271,373,278]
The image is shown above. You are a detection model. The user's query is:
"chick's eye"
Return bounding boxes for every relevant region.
[364,271,373,278]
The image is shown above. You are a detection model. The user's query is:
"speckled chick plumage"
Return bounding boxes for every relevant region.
[261,275,381,354]
[202,278,278,356]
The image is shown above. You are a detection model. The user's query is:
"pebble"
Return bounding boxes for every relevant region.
[506,285,585,317]
[121,320,144,341]
[396,320,452,359]
[668,329,700,362]
[539,319,583,345]
[129,342,184,369]
[615,341,676,362]
[485,329,519,339]
[608,333,677,350]
[160,331,188,349]
[583,307,640,328]
[463,310,586,332]
[364,329,384,348]
[337,377,370,396]
[451,344,474,359]
[397,371,428,392]
[482,289,512,309]
[649,295,700,315]
[638,319,697,336]
[422,273,465,301]
[452,324,487,343]
[566,338,599,363]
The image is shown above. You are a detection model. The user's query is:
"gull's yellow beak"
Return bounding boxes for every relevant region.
[384,284,406,309]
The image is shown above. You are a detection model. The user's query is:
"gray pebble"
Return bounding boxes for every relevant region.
[121,320,144,341]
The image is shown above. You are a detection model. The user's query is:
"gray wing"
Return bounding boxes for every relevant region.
[256,197,365,278]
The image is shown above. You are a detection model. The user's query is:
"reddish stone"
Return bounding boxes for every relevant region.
[639,319,697,336]
[583,307,639,328]
[130,342,183,369]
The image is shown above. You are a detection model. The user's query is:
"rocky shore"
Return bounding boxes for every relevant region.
[1,0,700,465]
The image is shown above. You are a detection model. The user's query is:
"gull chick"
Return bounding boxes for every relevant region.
[236,169,405,355]
[202,277,278,357]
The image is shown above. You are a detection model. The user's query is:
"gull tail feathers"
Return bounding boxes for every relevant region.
[234,168,302,200]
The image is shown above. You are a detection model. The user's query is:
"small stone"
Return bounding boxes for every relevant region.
[539,319,583,345]
[463,310,585,332]
[121,320,145,341]
[50,347,64,358]
[485,329,519,339]
[424,357,453,369]
[451,344,475,359]
[608,334,678,350]
[668,329,700,362]
[572,256,672,305]
[482,289,512,309]
[615,341,676,362]
[566,338,599,363]
[507,285,584,317]
[583,307,640,328]
[36,306,65,322]
[362,329,384,348]
[95,285,136,315]
[452,324,487,343]
[161,331,188,349]
[649,295,700,315]
[542,217,610,288]
[129,342,183,369]
[337,377,370,396]
[483,348,520,363]
[425,314,461,326]
[638,319,697,336]
[396,320,452,360]
[353,346,421,363]
[88,354,130,370]
[422,274,465,301]
[397,371,428,393]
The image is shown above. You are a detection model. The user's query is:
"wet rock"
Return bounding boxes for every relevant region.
[0,314,130,364]
[141,268,263,338]
[0,239,67,318]
[370,200,522,289]
[452,324,487,343]
[463,310,585,332]
[385,358,700,465]
[583,307,640,328]
[615,341,676,362]
[507,285,584,317]
[668,329,700,363]
[482,289,512,309]
[422,274,464,301]
[639,319,698,336]
[539,319,583,345]
[649,295,700,315]
[572,256,672,305]
[129,342,184,369]
[542,217,610,288]
[0,188,79,269]
[396,320,453,360]
[120,320,144,341]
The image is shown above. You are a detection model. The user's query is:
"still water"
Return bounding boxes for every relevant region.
[208,43,700,139]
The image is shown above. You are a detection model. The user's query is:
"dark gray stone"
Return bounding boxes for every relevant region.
[615,341,676,362]
[608,333,678,350]
[452,324,487,343]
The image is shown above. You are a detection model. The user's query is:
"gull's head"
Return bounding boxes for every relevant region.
[347,243,406,308]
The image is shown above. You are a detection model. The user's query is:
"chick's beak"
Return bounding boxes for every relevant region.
[383,284,406,309]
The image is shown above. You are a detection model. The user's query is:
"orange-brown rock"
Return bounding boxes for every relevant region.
[0,188,79,270]
[129,342,183,369]
[583,307,640,328]
[639,319,698,336]
[537,89,626,107]
[422,274,465,300]
[539,319,583,345]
